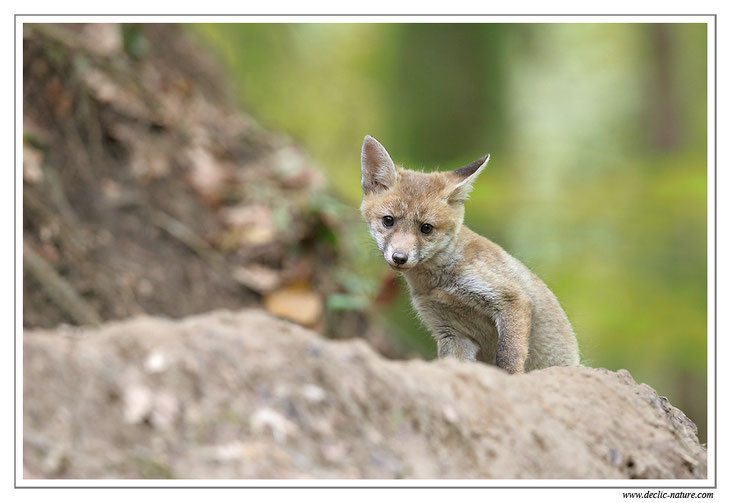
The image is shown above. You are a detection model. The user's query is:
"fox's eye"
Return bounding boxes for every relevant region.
[382,215,394,227]
[420,223,433,235]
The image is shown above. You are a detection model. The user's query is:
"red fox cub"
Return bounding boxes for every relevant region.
[360,135,579,373]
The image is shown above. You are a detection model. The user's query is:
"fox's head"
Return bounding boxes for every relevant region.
[360,135,489,271]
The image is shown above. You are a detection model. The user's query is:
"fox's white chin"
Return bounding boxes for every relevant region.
[385,259,416,271]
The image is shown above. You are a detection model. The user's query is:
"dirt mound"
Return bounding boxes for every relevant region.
[23,309,705,479]
[22,23,377,341]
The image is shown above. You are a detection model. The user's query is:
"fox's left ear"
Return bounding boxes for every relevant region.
[449,154,490,203]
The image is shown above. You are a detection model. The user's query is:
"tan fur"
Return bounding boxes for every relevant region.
[360,136,579,373]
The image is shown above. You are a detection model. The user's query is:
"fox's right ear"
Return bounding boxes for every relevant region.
[361,135,397,195]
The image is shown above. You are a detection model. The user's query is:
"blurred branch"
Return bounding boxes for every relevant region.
[23,241,102,326]
[24,189,130,316]
[110,194,240,293]
[23,189,87,261]
[149,210,226,270]
[40,164,81,225]
[146,208,246,297]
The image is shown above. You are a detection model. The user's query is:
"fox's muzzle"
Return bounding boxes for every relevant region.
[385,232,418,269]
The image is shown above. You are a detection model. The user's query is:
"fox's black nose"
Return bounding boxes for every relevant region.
[392,252,408,265]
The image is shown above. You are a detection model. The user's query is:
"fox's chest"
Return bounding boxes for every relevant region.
[408,282,499,354]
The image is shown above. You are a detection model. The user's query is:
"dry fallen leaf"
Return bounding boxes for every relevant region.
[186,145,228,201]
[23,143,44,184]
[244,225,276,246]
[222,204,277,247]
[79,23,122,56]
[263,282,323,328]
[232,264,281,293]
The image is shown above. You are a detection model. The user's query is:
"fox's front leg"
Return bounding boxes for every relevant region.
[494,294,532,373]
[451,278,531,373]
[436,332,479,361]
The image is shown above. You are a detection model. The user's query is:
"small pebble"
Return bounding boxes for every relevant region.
[609,447,623,466]
[301,384,327,404]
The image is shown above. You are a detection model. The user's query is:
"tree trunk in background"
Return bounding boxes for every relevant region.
[388,24,507,166]
[647,23,681,151]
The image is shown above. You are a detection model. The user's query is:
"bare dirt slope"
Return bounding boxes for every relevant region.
[23,309,705,480]
[22,24,369,336]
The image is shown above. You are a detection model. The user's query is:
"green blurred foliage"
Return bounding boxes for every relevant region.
[189,23,708,441]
